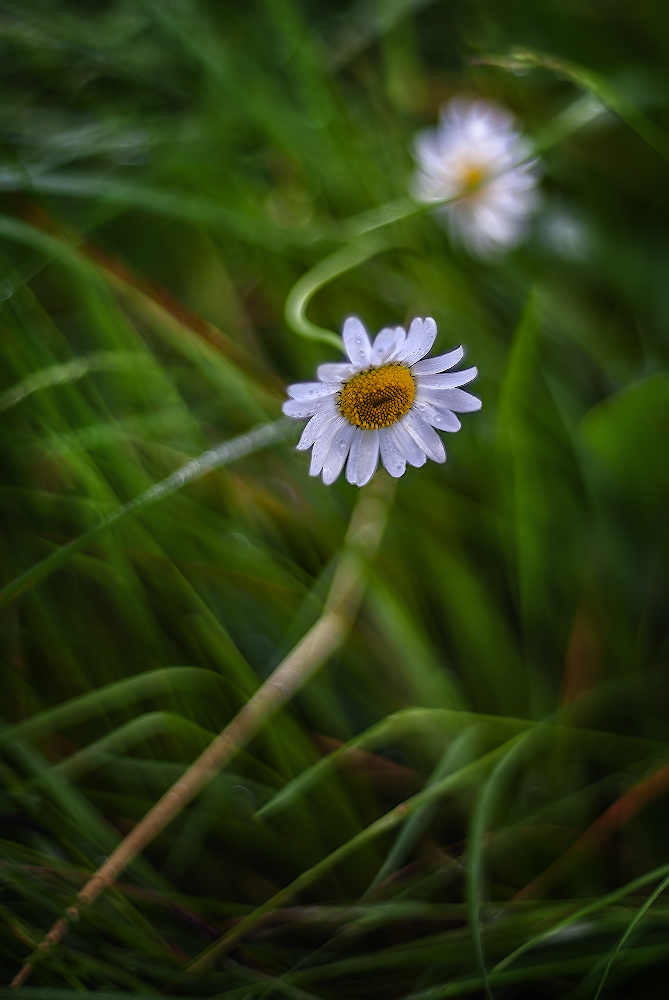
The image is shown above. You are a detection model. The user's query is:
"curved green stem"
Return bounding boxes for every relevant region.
[284,231,394,349]
[283,87,608,349]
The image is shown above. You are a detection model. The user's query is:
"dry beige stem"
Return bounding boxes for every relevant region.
[10,473,395,988]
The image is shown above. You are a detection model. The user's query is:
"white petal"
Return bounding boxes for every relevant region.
[283,397,321,419]
[322,422,356,485]
[354,429,379,487]
[371,326,405,366]
[379,427,406,479]
[415,366,477,389]
[422,387,482,412]
[317,362,356,383]
[413,397,462,433]
[411,346,464,375]
[404,411,446,463]
[342,317,372,368]
[297,403,339,450]
[389,421,427,468]
[395,317,437,366]
[346,427,364,485]
[288,381,341,400]
[310,416,345,476]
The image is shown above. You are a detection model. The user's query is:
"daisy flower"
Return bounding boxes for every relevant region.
[283,316,481,487]
[410,98,540,257]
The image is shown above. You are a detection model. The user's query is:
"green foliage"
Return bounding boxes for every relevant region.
[1,0,669,996]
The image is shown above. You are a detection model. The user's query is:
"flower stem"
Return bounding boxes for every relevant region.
[9,472,396,989]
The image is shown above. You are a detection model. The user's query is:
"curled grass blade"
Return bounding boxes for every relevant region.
[476,47,669,163]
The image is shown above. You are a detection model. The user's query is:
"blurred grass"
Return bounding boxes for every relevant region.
[1,0,669,997]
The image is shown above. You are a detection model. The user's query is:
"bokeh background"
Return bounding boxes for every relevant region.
[1,1,669,997]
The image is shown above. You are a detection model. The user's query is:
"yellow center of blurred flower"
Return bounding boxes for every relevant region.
[460,164,486,191]
[339,364,415,429]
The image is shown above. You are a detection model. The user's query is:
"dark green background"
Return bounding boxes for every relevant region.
[1,1,668,996]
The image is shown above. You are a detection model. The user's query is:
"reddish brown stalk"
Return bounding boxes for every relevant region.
[10,475,394,988]
[515,759,669,902]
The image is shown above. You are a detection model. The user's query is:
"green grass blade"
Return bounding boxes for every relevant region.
[0,419,295,610]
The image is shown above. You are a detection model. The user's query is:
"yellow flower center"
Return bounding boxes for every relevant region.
[339,364,415,430]
[460,163,486,191]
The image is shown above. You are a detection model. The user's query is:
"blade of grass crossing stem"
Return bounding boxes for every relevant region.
[467,730,537,1000]
[0,352,157,412]
[5,739,168,890]
[0,667,223,746]
[10,472,395,988]
[183,732,531,977]
[0,215,268,424]
[51,713,214,781]
[492,862,669,975]
[402,944,669,999]
[365,724,486,894]
[0,419,295,610]
[256,709,427,820]
[593,871,669,999]
[264,727,486,1000]
[256,709,529,821]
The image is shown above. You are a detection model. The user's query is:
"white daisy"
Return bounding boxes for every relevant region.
[410,97,540,257]
[282,316,481,487]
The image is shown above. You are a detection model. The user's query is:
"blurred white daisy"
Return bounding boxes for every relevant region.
[410,98,540,257]
[283,316,481,487]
